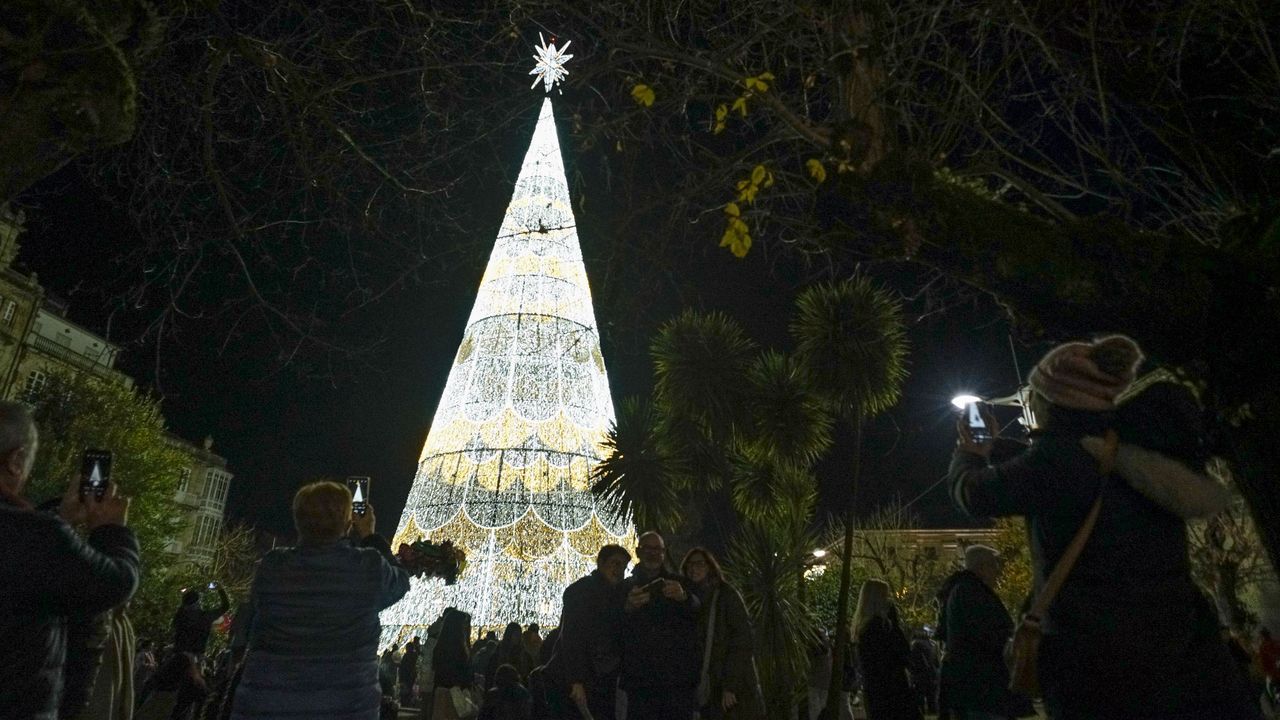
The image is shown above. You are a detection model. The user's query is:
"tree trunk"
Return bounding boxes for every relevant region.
[821,417,863,720]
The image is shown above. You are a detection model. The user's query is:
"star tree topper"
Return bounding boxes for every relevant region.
[529,32,573,93]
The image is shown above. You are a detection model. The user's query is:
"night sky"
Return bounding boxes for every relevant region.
[15,100,1034,542]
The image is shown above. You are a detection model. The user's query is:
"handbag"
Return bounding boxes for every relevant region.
[696,587,720,708]
[1008,429,1117,697]
[449,685,479,720]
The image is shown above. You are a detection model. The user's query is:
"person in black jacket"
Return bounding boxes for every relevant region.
[544,543,630,720]
[936,545,1033,719]
[853,580,921,720]
[948,335,1257,720]
[479,664,532,720]
[619,531,701,720]
[0,401,141,720]
[172,583,230,660]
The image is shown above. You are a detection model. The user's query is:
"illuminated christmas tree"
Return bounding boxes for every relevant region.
[380,38,633,640]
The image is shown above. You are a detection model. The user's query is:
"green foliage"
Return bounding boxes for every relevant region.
[591,396,685,534]
[727,512,817,719]
[745,351,833,467]
[24,370,192,641]
[791,278,910,422]
[728,447,814,524]
[991,516,1034,616]
[651,309,757,439]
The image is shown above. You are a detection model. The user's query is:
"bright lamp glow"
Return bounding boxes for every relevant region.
[951,394,982,409]
[380,97,634,644]
[812,548,827,558]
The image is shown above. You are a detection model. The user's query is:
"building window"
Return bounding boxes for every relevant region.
[191,514,221,552]
[22,370,47,403]
[202,469,230,511]
[2,300,14,326]
[177,467,192,493]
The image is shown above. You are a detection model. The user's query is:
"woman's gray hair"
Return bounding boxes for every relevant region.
[0,401,38,458]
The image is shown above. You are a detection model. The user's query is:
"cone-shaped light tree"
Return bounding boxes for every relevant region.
[380,82,633,639]
[790,278,908,720]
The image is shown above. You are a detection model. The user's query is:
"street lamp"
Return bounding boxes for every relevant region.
[951,393,982,409]
[812,548,827,559]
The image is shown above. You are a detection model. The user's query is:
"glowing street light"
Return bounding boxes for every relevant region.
[951,394,982,409]
[812,548,828,559]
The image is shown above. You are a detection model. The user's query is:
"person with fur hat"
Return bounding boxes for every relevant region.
[947,335,1258,720]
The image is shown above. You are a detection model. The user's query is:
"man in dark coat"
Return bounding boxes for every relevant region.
[0,401,141,720]
[936,545,1031,719]
[618,531,701,720]
[173,582,231,659]
[544,544,630,720]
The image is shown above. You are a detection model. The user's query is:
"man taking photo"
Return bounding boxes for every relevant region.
[0,401,141,720]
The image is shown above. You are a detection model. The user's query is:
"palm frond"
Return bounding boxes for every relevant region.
[791,278,909,421]
[651,309,757,440]
[746,350,834,466]
[728,446,815,524]
[590,396,684,534]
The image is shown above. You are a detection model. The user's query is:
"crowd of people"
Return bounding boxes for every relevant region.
[2,331,1277,720]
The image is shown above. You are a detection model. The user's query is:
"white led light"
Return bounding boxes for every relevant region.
[528,33,573,93]
[380,98,634,644]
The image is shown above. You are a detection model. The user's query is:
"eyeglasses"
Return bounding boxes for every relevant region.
[638,544,664,552]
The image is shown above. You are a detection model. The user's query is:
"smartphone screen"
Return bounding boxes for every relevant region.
[346,476,371,516]
[80,449,112,500]
[966,403,992,442]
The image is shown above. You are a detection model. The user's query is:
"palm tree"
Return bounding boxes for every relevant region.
[791,278,908,720]
[591,395,686,535]
[650,309,758,442]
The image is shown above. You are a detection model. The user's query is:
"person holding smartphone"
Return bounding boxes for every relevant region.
[0,401,140,720]
[618,531,702,720]
[172,581,231,660]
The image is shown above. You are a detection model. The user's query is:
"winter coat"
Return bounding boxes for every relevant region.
[618,566,702,691]
[856,615,921,720]
[543,570,625,688]
[230,534,410,720]
[935,570,1032,717]
[946,381,1257,719]
[0,500,140,720]
[172,588,230,657]
[691,581,765,720]
[485,643,535,687]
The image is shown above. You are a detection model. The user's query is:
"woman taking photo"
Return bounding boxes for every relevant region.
[230,480,411,720]
[852,579,921,720]
[680,547,764,720]
[948,335,1256,719]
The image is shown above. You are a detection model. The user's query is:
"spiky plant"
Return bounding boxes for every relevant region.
[651,309,757,441]
[727,517,817,719]
[728,444,817,524]
[791,277,908,720]
[746,350,834,467]
[591,396,685,535]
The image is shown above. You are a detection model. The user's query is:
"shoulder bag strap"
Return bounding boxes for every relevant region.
[1025,429,1118,623]
[700,587,720,678]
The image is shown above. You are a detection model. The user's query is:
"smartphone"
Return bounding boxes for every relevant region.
[644,578,666,594]
[80,449,112,500]
[346,476,371,516]
[965,402,992,442]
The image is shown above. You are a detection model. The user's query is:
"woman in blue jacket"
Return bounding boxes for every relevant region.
[231,481,411,720]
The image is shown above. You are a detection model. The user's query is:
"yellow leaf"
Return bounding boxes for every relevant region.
[737,184,758,204]
[751,164,767,185]
[630,83,656,107]
[731,96,748,117]
[713,103,728,134]
[743,72,774,93]
[724,202,741,217]
[806,158,827,183]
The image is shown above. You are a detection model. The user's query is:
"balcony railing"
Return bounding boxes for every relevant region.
[28,334,115,374]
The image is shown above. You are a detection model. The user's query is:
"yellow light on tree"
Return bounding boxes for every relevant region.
[379,92,634,642]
